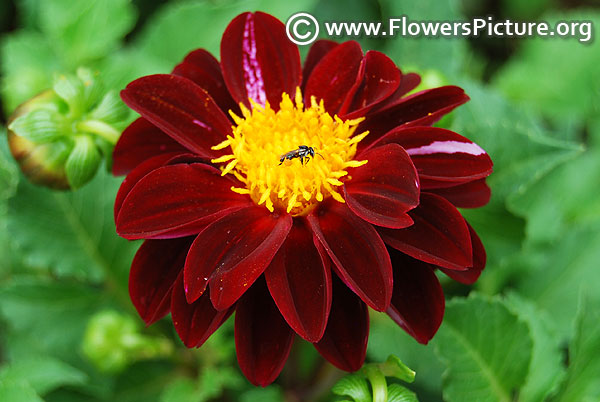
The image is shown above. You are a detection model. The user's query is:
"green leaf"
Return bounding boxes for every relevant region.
[0,30,59,113]
[0,133,18,202]
[6,168,138,283]
[111,361,175,402]
[239,386,285,402]
[76,67,105,111]
[368,313,444,401]
[507,150,600,243]
[494,11,600,122]
[377,355,416,383]
[53,72,85,115]
[504,293,565,402]
[65,135,102,189]
[0,357,87,395]
[332,374,371,402]
[0,380,44,402]
[387,384,418,402]
[554,298,600,402]
[378,0,470,75]
[37,0,136,66]
[0,278,102,362]
[8,108,67,143]
[160,378,200,402]
[89,90,130,125]
[513,226,600,340]
[195,366,244,402]
[433,294,533,402]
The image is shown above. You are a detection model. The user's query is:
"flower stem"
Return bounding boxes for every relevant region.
[364,365,388,402]
[77,119,120,144]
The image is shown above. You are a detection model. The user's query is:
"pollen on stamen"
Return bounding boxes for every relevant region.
[210,87,369,216]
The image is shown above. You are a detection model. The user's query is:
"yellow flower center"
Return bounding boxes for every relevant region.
[211,88,368,216]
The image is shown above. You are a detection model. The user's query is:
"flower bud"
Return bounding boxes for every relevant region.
[82,310,173,374]
[6,68,129,190]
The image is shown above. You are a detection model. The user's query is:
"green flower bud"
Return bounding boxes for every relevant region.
[82,310,173,374]
[6,67,129,190]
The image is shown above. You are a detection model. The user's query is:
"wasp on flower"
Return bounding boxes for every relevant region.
[279,145,324,166]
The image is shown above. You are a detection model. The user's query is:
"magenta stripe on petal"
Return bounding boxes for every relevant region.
[242,14,267,105]
[406,140,486,156]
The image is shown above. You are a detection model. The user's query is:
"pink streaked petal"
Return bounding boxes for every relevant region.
[120,74,232,158]
[265,219,332,342]
[386,249,445,344]
[116,163,252,240]
[171,273,234,348]
[235,278,295,387]
[112,118,188,176]
[342,51,401,119]
[221,12,301,109]
[345,144,419,229]
[172,49,239,115]
[429,179,491,208]
[301,40,339,91]
[182,207,292,308]
[358,86,469,150]
[441,223,486,284]
[307,201,393,312]
[129,237,194,325]
[304,41,364,115]
[314,275,368,372]
[367,126,493,188]
[379,193,473,270]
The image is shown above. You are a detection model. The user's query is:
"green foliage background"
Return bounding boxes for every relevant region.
[0,0,599,401]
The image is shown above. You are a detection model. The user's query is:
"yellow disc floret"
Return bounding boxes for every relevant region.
[211,88,368,216]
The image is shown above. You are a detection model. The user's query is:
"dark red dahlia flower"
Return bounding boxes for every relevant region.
[113,12,492,386]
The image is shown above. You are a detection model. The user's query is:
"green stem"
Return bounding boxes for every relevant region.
[364,365,388,402]
[77,119,120,144]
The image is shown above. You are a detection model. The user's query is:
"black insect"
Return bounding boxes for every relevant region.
[279,145,324,165]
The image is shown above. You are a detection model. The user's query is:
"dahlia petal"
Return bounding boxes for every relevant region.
[307,201,393,311]
[172,49,239,115]
[221,12,301,109]
[345,144,419,229]
[304,41,364,114]
[369,127,492,188]
[265,219,332,342]
[116,163,252,240]
[379,193,473,270]
[129,237,193,325]
[314,276,368,372]
[358,86,469,150]
[183,207,292,308]
[374,72,422,108]
[429,179,491,208]
[114,152,183,220]
[171,273,233,348]
[120,74,232,158]
[302,40,339,91]
[342,51,401,119]
[112,118,187,176]
[235,278,295,386]
[441,223,486,284]
[386,249,445,344]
